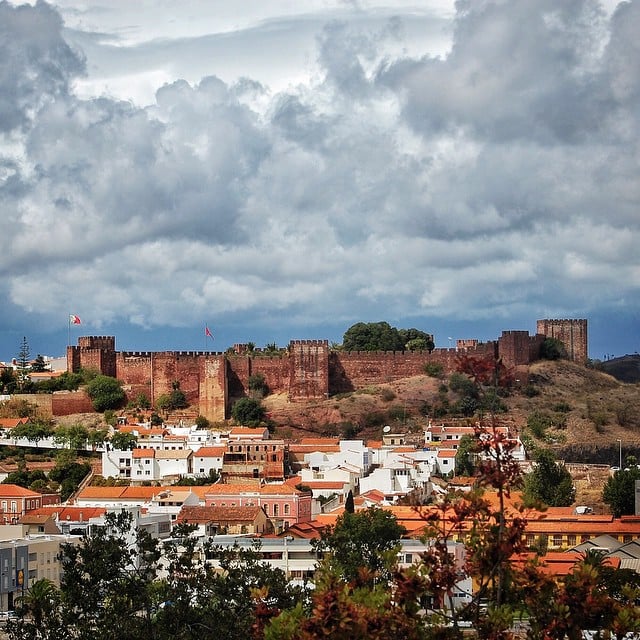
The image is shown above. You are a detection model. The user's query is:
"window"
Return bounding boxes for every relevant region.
[284,504,290,515]
[273,504,279,516]
[567,535,577,546]
[552,535,562,547]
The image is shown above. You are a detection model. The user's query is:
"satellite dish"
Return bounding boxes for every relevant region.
[383,425,391,433]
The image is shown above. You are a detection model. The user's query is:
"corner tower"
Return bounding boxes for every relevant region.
[536,319,588,363]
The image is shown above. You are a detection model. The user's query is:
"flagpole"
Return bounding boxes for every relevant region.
[67,314,71,348]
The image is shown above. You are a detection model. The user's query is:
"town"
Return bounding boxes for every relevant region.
[0,318,639,638]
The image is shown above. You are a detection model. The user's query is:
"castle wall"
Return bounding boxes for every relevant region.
[251,356,293,396]
[51,391,95,416]
[66,319,587,420]
[498,331,532,367]
[199,356,227,422]
[330,349,452,394]
[289,341,330,401]
[226,356,250,398]
[536,319,588,362]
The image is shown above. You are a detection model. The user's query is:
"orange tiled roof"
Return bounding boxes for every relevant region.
[194,446,227,457]
[177,505,264,524]
[133,448,155,458]
[0,484,42,497]
[303,481,346,490]
[27,506,107,521]
[0,418,29,429]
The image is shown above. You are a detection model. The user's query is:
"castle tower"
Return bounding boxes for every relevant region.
[288,340,330,400]
[536,319,588,363]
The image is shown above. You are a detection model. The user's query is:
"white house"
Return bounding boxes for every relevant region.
[192,446,226,477]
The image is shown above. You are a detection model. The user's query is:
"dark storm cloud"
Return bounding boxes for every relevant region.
[1,0,638,343]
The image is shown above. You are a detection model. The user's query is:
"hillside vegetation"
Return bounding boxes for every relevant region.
[267,359,640,464]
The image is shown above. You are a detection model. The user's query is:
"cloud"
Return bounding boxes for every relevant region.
[1,0,639,351]
[0,0,84,132]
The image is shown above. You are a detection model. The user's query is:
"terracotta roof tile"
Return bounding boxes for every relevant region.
[194,446,227,457]
[177,505,264,523]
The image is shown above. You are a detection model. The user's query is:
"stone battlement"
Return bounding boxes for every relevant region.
[66,318,587,421]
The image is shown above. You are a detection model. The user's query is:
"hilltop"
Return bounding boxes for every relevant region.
[265,358,640,464]
[599,354,640,384]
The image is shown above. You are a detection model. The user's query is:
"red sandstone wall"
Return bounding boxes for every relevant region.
[330,349,454,394]
[251,356,292,395]
[51,391,95,415]
[289,341,329,400]
[537,319,588,362]
[199,356,227,422]
[227,356,250,398]
[498,331,532,367]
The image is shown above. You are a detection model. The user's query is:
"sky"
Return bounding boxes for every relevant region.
[1,0,638,363]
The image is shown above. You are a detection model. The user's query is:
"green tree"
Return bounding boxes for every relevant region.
[540,337,567,360]
[110,431,138,451]
[16,336,31,390]
[603,465,640,517]
[8,512,306,640]
[231,397,266,426]
[135,393,151,409]
[156,382,188,412]
[195,415,210,430]
[31,354,48,372]
[11,419,54,446]
[455,433,477,476]
[2,468,47,489]
[15,578,60,631]
[0,366,17,393]
[345,489,355,514]
[248,373,269,397]
[87,427,109,449]
[399,328,435,352]
[342,322,404,352]
[312,507,407,585]
[86,375,126,412]
[54,424,89,450]
[523,448,576,507]
[48,455,91,501]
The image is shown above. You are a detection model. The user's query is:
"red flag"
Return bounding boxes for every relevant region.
[205,326,213,338]
[69,314,82,325]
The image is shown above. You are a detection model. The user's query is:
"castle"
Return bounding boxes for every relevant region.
[67,319,587,421]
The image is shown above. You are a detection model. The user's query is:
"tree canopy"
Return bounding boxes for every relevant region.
[523,448,576,507]
[231,397,266,426]
[342,322,434,352]
[603,463,640,517]
[86,375,126,412]
[312,507,407,584]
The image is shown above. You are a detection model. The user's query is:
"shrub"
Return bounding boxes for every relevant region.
[424,362,444,378]
[380,388,396,402]
[362,411,387,428]
[387,404,407,422]
[527,411,554,439]
[248,373,269,397]
[523,384,540,397]
[448,372,476,397]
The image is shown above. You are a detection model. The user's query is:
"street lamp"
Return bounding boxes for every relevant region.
[617,439,622,470]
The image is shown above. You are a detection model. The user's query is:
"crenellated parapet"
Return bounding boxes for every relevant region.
[66,319,588,420]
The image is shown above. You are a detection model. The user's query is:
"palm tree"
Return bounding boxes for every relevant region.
[17,578,59,627]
